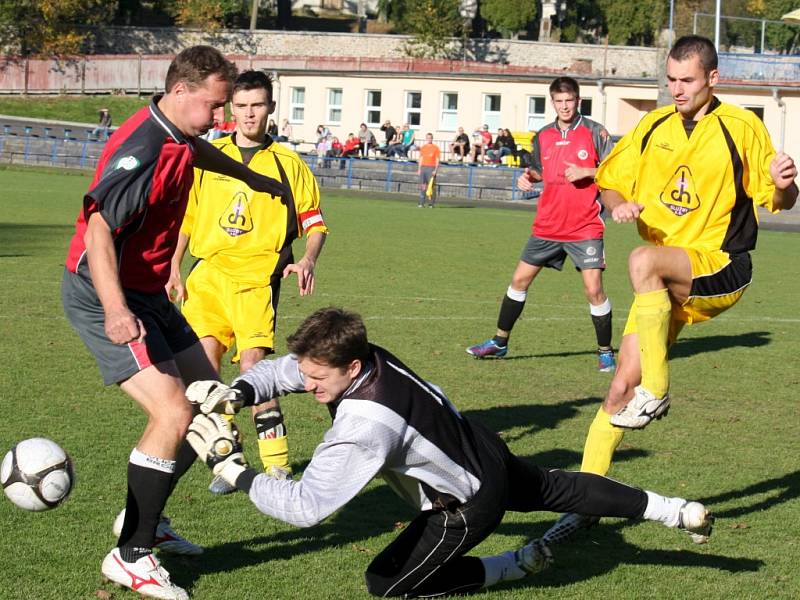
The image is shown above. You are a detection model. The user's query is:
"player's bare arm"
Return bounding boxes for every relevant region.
[283,231,327,296]
[564,161,597,183]
[770,151,799,210]
[602,189,644,223]
[83,212,146,344]
[194,137,289,198]
[166,232,190,303]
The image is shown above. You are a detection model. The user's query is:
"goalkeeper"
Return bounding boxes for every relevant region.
[186,307,714,597]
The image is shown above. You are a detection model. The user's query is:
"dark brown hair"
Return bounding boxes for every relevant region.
[232,70,273,101]
[286,307,370,368]
[669,35,718,74]
[549,76,580,98]
[165,45,238,93]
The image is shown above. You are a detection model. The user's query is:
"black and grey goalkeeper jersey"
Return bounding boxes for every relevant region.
[233,344,484,527]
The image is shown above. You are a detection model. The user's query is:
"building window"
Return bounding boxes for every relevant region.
[327,88,343,124]
[290,87,305,123]
[580,98,593,117]
[405,91,422,127]
[483,94,501,130]
[526,96,546,131]
[440,92,458,131]
[743,105,764,121]
[366,90,382,126]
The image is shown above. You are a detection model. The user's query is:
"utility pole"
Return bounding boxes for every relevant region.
[250,0,259,30]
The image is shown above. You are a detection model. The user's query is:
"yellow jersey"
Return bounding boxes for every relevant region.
[181,135,328,285]
[597,98,778,253]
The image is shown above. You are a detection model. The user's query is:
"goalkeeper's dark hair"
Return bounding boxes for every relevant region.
[165,45,238,93]
[287,307,370,369]
[233,70,274,101]
[669,35,718,74]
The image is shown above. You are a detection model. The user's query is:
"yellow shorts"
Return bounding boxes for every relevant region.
[622,249,752,340]
[182,260,279,363]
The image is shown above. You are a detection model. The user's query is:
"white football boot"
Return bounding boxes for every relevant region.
[610,386,670,429]
[677,501,715,544]
[113,509,203,556]
[541,512,601,545]
[514,539,553,575]
[101,547,188,600]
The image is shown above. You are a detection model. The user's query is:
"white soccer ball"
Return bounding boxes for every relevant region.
[1,438,74,512]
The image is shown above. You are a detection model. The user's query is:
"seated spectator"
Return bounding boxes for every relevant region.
[448,127,470,162]
[358,123,377,157]
[341,133,361,159]
[324,136,343,167]
[316,132,332,166]
[91,108,112,141]
[469,124,492,164]
[316,124,331,145]
[276,118,292,142]
[377,119,398,155]
[388,123,415,158]
[487,128,516,164]
[267,119,278,137]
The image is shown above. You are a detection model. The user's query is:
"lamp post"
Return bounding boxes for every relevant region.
[459,0,478,64]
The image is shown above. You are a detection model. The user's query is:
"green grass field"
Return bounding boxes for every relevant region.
[0,96,151,126]
[0,165,798,599]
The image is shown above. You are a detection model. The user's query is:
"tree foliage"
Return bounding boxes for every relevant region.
[480,0,537,38]
[0,0,116,56]
[168,0,247,29]
[400,0,462,58]
[597,0,666,46]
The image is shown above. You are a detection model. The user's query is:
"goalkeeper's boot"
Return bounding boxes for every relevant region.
[541,512,600,546]
[609,386,670,429]
[113,510,203,556]
[514,539,553,575]
[597,348,616,372]
[208,474,237,495]
[677,501,715,545]
[102,547,188,600]
[466,338,508,359]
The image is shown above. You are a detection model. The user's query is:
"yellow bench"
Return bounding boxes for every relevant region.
[502,131,536,166]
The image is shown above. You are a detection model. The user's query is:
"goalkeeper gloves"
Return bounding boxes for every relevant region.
[187,414,249,487]
[185,380,245,415]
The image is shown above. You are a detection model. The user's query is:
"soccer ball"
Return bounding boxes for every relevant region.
[1,438,74,511]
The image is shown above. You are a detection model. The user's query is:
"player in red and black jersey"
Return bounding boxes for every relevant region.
[467,77,616,372]
[62,46,287,600]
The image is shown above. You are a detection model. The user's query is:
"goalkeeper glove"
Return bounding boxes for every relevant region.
[187,414,249,486]
[185,380,245,415]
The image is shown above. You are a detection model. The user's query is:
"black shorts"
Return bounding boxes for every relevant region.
[61,269,198,385]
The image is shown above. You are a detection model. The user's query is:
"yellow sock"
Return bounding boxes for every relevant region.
[580,407,625,476]
[257,436,291,474]
[635,288,672,398]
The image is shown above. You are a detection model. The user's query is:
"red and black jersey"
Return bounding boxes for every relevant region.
[531,115,613,242]
[65,96,196,294]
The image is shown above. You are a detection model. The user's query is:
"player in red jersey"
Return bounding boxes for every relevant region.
[467,77,616,372]
[62,46,287,600]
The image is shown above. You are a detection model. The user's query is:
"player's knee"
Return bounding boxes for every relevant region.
[364,569,406,597]
[151,394,194,438]
[628,246,657,283]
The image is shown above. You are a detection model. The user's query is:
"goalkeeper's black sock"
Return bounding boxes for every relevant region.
[497,287,527,333]
[117,448,175,560]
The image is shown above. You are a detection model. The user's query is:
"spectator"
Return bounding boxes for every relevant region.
[358,123,376,158]
[316,132,332,166]
[324,135,343,167]
[487,128,516,164]
[267,118,278,137]
[341,133,361,159]
[316,124,331,144]
[277,118,292,142]
[91,108,112,141]
[378,119,398,155]
[469,124,492,164]
[388,123,416,158]
[449,127,470,162]
[200,106,226,142]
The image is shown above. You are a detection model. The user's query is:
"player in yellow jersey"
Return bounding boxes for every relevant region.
[167,70,328,493]
[541,35,797,544]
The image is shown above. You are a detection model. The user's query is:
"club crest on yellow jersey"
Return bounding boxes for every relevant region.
[219,191,254,236]
[660,165,700,216]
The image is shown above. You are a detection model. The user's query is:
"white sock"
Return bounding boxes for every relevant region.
[480,551,526,587]
[642,491,685,528]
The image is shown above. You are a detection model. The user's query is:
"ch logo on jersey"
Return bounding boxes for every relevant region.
[219,191,254,237]
[660,165,700,216]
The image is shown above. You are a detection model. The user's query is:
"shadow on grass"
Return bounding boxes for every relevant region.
[697,469,800,518]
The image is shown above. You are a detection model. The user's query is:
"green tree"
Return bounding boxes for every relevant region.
[401,0,462,58]
[0,0,116,56]
[168,0,246,29]
[481,0,537,38]
[746,0,800,53]
[599,0,666,45]
[556,0,606,43]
